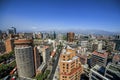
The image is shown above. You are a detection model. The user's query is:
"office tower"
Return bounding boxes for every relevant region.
[105,63,120,79]
[34,46,40,74]
[11,27,16,34]
[59,46,82,80]
[53,31,56,39]
[91,50,108,67]
[7,27,16,34]
[67,32,75,42]
[89,65,109,80]
[14,39,35,78]
[5,38,14,53]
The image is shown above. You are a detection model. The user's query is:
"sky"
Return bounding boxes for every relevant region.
[0,0,120,32]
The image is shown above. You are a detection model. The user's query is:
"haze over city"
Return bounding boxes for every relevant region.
[0,0,120,80]
[0,0,120,32]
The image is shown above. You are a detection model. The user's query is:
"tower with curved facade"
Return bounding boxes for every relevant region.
[14,39,35,78]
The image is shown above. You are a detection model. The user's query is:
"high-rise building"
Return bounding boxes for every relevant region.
[53,31,56,39]
[11,27,16,34]
[91,50,108,67]
[5,38,14,53]
[7,27,16,34]
[59,46,82,80]
[67,32,75,42]
[14,39,35,78]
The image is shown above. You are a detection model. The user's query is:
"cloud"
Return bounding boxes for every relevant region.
[31,27,37,29]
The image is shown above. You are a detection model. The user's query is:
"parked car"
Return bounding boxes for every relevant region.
[3,75,11,80]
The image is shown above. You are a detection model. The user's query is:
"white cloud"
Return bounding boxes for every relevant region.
[31,27,37,29]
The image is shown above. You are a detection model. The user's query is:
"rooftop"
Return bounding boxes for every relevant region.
[14,39,33,45]
[67,45,75,50]
[92,50,108,58]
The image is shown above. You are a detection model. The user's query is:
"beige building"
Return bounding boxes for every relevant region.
[60,46,82,80]
[5,38,14,53]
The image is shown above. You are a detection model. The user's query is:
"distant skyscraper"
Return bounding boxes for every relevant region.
[67,32,75,42]
[53,31,56,39]
[7,27,16,34]
[14,39,35,78]
[11,27,16,34]
[59,46,82,80]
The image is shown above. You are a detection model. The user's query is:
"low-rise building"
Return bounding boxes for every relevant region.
[89,65,109,80]
[105,63,120,80]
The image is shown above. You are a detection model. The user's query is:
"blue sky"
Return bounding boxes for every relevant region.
[0,0,120,32]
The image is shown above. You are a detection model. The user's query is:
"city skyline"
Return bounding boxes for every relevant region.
[0,0,120,32]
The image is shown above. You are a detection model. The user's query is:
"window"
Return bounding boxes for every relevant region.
[67,67,69,69]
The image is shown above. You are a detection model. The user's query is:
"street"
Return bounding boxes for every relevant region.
[49,50,61,80]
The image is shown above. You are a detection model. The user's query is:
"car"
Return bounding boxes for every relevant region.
[3,75,11,80]
[55,76,57,79]
[11,76,16,80]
